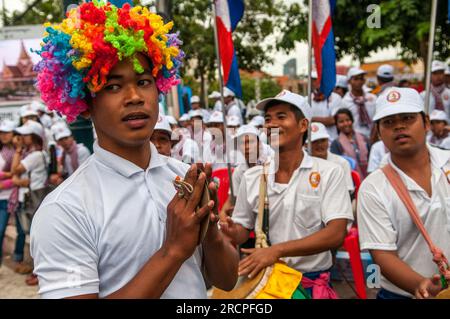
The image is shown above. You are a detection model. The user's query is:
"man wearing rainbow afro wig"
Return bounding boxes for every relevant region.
[30,1,238,299]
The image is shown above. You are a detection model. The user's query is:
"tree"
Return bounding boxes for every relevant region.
[171,0,286,104]
[1,0,63,26]
[278,0,450,78]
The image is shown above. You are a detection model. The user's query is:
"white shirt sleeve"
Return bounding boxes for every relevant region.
[21,152,43,173]
[357,188,398,251]
[231,176,256,230]
[30,201,100,299]
[320,165,354,225]
[77,144,91,165]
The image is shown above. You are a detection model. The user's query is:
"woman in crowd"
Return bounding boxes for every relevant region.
[330,108,370,179]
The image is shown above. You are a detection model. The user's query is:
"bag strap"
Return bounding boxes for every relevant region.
[381,164,450,284]
[255,163,269,249]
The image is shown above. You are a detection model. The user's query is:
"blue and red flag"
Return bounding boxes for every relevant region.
[215,0,244,98]
[312,0,336,98]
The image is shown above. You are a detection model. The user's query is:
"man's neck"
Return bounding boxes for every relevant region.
[98,139,151,170]
[351,88,364,96]
[391,145,430,176]
[275,144,304,183]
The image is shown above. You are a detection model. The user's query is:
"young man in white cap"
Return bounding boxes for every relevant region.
[445,66,450,89]
[150,115,173,157]
[420,60,450,118]
[310,71,343,141]
[189,95,210,122]
[333,75,348,98]
[308,122,354,195]
[209,91,222,112]
[357,87,450,299]
[204,111,229,170]
[178,113,191,129]
[49,122,91,185]
[372,64,395,96]
[427,110,450,149]
[165,115,178,130]
[340,67,377,140]
[221,90,353,298]
[223,87,243,125]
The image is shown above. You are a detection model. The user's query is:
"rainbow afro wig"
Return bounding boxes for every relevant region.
[34,0,184,122]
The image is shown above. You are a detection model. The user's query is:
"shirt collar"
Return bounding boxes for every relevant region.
[94,141,167,178]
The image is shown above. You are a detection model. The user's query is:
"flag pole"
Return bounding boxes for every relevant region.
[424,0,438,115]
[212,0,235,202]
[307,0,313,154]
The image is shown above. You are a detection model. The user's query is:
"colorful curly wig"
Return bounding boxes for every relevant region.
[34,0,184,122]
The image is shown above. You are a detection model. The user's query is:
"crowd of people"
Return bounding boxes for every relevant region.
[1,1,449,300]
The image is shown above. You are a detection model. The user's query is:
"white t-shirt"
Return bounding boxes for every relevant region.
[63,143,91,176]
[327,152,354,192]
[357,145,450,297]
[367,140,389,173]
[30,142,206,299]
[340,92,377,139]
[311,92,343,141]
[19,150,49,202]
[420,87,450,119]
[232,151,353,273]
[226,103,243,125]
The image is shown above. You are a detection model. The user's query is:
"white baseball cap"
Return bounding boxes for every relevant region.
[335,75,348,89]
[234,124,260,139]
[0,119,17,132]
[154,115,172,134]
[190,95,200,104]
[255,90,312,121]
[189,109,204,119]
[431,60,447,73]
[51,122,72,141]
[223,87,235,97]
[373,87,424,121]
[19,104,39,118]
[429,110,448,122]
[445,66,450,75]
[208,111,224,124]
[249,115,265,127]
[310,122,330,142]
[208,91,221,99]
[15,120,46,141]
[30,100,47,113]
[179,114,190,122]
[166,115,177,125]
[227,115,241,127]
[377,64,394,78]
[347,67,366,79]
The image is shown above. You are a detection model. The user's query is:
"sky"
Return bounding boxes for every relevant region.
[0,0,400,76]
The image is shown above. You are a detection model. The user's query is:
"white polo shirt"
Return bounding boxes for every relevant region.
[420,87,450,119]
[63,143,91,176]
[367,140,389,173]
[340,92,377,138]
[311,92,343,141]
[357,145,450,297]
[30,142,206,299]
[327,152,354,192]
[232,150,353,273]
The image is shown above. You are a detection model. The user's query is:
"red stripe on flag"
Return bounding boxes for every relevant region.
[216,17,234,84]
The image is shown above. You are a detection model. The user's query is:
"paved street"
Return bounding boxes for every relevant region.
[0,259,39,299]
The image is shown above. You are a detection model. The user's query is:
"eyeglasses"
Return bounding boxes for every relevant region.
[379,113,419,129]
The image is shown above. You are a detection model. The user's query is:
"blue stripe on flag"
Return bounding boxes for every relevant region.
[226,52,243,98]
[227,0,245,31]
[320,29,336,98]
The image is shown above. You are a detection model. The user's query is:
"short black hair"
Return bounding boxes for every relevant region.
[264,101,307,144]
[377,76,394,84]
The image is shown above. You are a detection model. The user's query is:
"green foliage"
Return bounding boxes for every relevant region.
[1,0,63,26]
[278,0,450,63]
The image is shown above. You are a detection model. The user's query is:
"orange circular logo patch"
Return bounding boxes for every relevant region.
[311,124,319,132]
[444,94,449,101]
[387,91,401,103]
[309,172,321,188]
